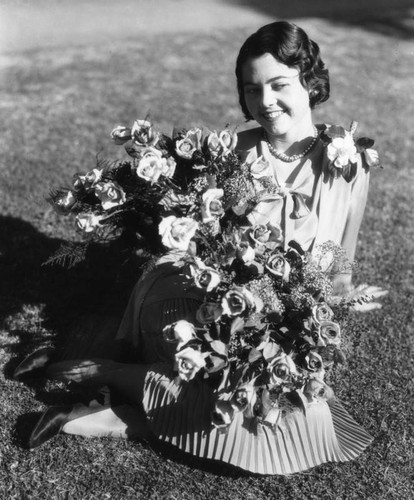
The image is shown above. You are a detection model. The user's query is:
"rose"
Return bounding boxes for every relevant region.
[131,119,159,147]
[221,287,256,317]
[75,213,103,233]
[249,224,283,251]
[235,242,255,264]
[161,156,176,178]
[73,168,103,190]
[175,128,202,159]
[158,215,199,251]
[305,351,324,372]
[231,384,257,413]
[175,346,206,382]
[94,181,126,210]
[53,190,76,214]
[190,261,221,292]
[249,224,271,246]
[206,129,237,157]
[265,252,291,281]
[211,400,234,429]
[201,188,224,223]
[136,148,166,184]
[110,125,132,145]
[163,320,196,349]
[318,321,341,346]
[268,353,297,385]
[249,155,272,179]
[196,302,223,324]
[326,126,358,169]
[303,379,334,403]
[312,303,334,324]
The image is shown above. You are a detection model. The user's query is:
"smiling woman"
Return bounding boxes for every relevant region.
[14,21,387,476]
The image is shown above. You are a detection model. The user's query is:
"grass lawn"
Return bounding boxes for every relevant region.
[1,7,413,500]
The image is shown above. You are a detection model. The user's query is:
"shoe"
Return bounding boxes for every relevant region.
[28,405,73,449]
[13,347,55,381]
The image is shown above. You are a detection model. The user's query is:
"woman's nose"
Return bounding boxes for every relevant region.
[261,87,275,108]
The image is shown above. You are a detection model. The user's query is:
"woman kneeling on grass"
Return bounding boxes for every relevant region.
[14,21,386,475]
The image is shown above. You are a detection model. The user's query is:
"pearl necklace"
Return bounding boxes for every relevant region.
[264,127,319,163]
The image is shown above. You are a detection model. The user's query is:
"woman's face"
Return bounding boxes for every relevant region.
[241,53,312,142]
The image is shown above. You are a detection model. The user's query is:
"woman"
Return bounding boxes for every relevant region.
[15,21,385,475]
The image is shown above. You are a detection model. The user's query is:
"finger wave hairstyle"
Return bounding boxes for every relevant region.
[235,21,330,119]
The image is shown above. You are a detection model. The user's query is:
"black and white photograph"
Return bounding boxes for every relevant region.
[1,1,413,498]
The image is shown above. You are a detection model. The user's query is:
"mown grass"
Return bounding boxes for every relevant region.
[1,15,413,500]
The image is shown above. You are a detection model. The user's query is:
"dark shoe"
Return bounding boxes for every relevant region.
[13,347,55,381]
[28,405,73,449]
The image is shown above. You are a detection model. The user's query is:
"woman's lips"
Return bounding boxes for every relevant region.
[262,110,285,120]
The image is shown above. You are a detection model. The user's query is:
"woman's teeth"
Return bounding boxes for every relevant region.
[263,110,284,119]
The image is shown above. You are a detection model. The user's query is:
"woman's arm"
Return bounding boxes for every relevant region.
[333,159,370,294]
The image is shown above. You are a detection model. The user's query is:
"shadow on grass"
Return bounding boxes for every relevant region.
[230,0,414,39]
[1,214,144,376]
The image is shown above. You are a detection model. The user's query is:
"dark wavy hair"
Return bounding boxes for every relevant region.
[235,21,330,119]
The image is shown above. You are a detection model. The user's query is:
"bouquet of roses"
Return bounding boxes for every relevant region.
[48,117,379,432]
[163,238,355,431]
[47,118,284,266]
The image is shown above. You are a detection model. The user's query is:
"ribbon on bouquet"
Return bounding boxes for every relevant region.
[247,164,316,249]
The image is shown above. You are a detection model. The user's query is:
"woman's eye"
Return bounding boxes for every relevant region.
[245,88,259,95]
[272,84,287,91]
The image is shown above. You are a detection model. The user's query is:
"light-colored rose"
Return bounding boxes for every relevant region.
[163,320,196,349]
[175,346,206,382]
[265,252,291,281]
[303,379,334,404]
[221,287,255,317]
[201,188,224,223]
[318,321,341,346]
[110,125,132,145]
[189,261,221,292]
[206,129,237,157]
[175,128,202,159]
[235,242,255,263]
[211,400,234,429]
[312,303,334,324]
[305,351,324,372]
[326,129,358,169]
[363,148,380,167]
[75,213,103,233]
[268,353,297,385]
[131,119,159,147]
[53,190,76,214]
[94,181,126,210]
[231,384,257,412]
[196,302,223,324]
[158,216,198,251]
[161,156,176,178]
[136,150,166,184]
[250,155,272,179]
[73,168,103,190]
[249,224,271,246]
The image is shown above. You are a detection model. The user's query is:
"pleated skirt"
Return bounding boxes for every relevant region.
[117,259,373,474]
[142,364,373,475]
